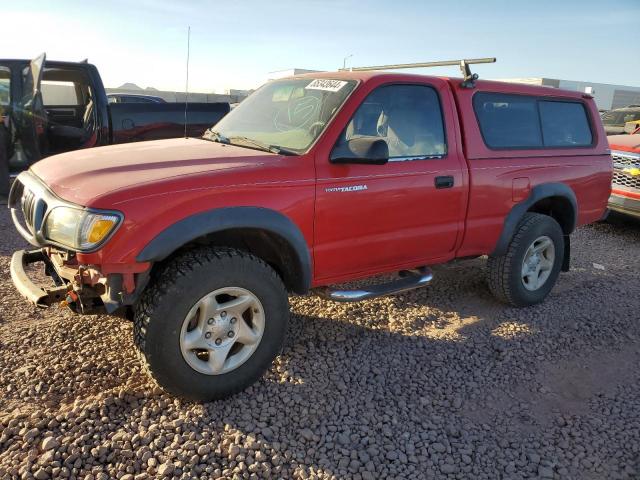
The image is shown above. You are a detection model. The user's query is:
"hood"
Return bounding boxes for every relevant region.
[608,134,640,153]
[30,138,283,205]
[605,125,626,135]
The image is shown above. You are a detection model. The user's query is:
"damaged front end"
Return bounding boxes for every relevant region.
[10,247,109,313]
[9,247,144,314]
[8,171,149,315]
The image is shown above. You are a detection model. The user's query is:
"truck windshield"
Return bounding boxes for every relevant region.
[208,78,357,154]
[602,110,640,126]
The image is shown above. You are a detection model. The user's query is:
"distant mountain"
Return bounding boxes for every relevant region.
[117,82,143,90]
[145,86,159,91]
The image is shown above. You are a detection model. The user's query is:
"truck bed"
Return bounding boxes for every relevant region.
[109,102,230,144]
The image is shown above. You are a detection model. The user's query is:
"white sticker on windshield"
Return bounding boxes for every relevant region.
[305,79,348,92]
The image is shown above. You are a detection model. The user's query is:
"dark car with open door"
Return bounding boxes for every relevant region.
[0,54,229,187]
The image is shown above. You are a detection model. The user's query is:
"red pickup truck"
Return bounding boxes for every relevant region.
[8,69,611,400]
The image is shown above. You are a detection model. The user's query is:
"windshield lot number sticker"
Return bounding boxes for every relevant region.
[306,79,348,92]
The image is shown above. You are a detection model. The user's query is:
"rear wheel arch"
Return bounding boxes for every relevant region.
[526,195,576,235]
[492,183,577,257]
[136,207,312,294]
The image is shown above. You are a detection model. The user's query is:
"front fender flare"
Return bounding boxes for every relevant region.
[136,206,312,293]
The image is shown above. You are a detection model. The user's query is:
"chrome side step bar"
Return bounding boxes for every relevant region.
[315,267,433,303]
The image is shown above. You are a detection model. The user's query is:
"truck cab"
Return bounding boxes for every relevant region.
[1,54,111,171]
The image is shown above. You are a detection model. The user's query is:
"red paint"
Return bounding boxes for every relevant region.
[512,177,531,202]
[30,71,612,287]
[612,188,640,200]
[608,134,640,153]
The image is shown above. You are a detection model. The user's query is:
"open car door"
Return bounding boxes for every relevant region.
[17,52,47,163]
[0,67,12,155]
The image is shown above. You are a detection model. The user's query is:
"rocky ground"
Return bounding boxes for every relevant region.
[0,206,639,480]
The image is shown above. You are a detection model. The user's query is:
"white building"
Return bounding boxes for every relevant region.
[267,68,323,81]
[494,78,640,111]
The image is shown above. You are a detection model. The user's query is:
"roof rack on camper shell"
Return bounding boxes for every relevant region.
[339,57,496,89]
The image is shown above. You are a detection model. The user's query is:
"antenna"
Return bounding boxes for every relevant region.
[184,26,191,138]
[342,54,353,70]
[339,57,496,88]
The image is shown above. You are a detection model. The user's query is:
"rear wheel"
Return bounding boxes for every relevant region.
[487,213,564,307]
[134,247,289,400]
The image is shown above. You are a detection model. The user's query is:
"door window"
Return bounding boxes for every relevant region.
[0,67,10,107]
[336,84,447,159]
[41,80,81,106]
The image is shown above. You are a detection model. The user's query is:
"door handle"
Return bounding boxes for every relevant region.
[435,176,454,189]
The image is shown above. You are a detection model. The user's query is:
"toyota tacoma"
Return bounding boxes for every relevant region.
[8,63,612,400]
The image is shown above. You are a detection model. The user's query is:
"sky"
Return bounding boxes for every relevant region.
[4,0,640,93]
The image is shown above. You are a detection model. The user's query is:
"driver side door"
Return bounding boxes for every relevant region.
[17,53,46,163]
[313,80,467,284]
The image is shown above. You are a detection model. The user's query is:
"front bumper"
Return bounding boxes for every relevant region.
[10,248,148,314]
[608,190,640,219]
[11,248,111,313]
[10,249,68,306]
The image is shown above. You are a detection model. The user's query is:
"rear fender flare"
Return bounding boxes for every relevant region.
[491,183,577,257]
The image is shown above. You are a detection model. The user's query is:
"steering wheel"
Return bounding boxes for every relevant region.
[308,120,326,138]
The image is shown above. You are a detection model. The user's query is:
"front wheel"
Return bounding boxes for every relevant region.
[487,213,565,307]
[134,247,289,400]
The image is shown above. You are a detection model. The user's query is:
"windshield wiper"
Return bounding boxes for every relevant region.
[228,136,298,156]
[202,129,230,144]
[203,130,297,156]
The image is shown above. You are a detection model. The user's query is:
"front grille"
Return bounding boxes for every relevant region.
[10,178,48,237]
[21,187,37,232]
[613,171,640,190]
[612,151,640,191]
[8,172,57,246]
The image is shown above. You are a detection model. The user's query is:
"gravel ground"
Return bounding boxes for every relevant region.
[0,206,639,480]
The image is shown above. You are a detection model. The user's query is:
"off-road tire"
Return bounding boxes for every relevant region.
[487,213,564,307]
[133,247,289,400]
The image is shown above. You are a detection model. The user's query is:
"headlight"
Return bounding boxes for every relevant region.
[44,206,122,251]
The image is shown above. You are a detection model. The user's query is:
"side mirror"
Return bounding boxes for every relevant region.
[330,137,389,165]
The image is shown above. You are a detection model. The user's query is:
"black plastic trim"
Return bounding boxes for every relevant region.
[492,183,578,257]
[136,206,312,293]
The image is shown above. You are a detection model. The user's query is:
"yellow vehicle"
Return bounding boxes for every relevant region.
[624,120,640,135]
